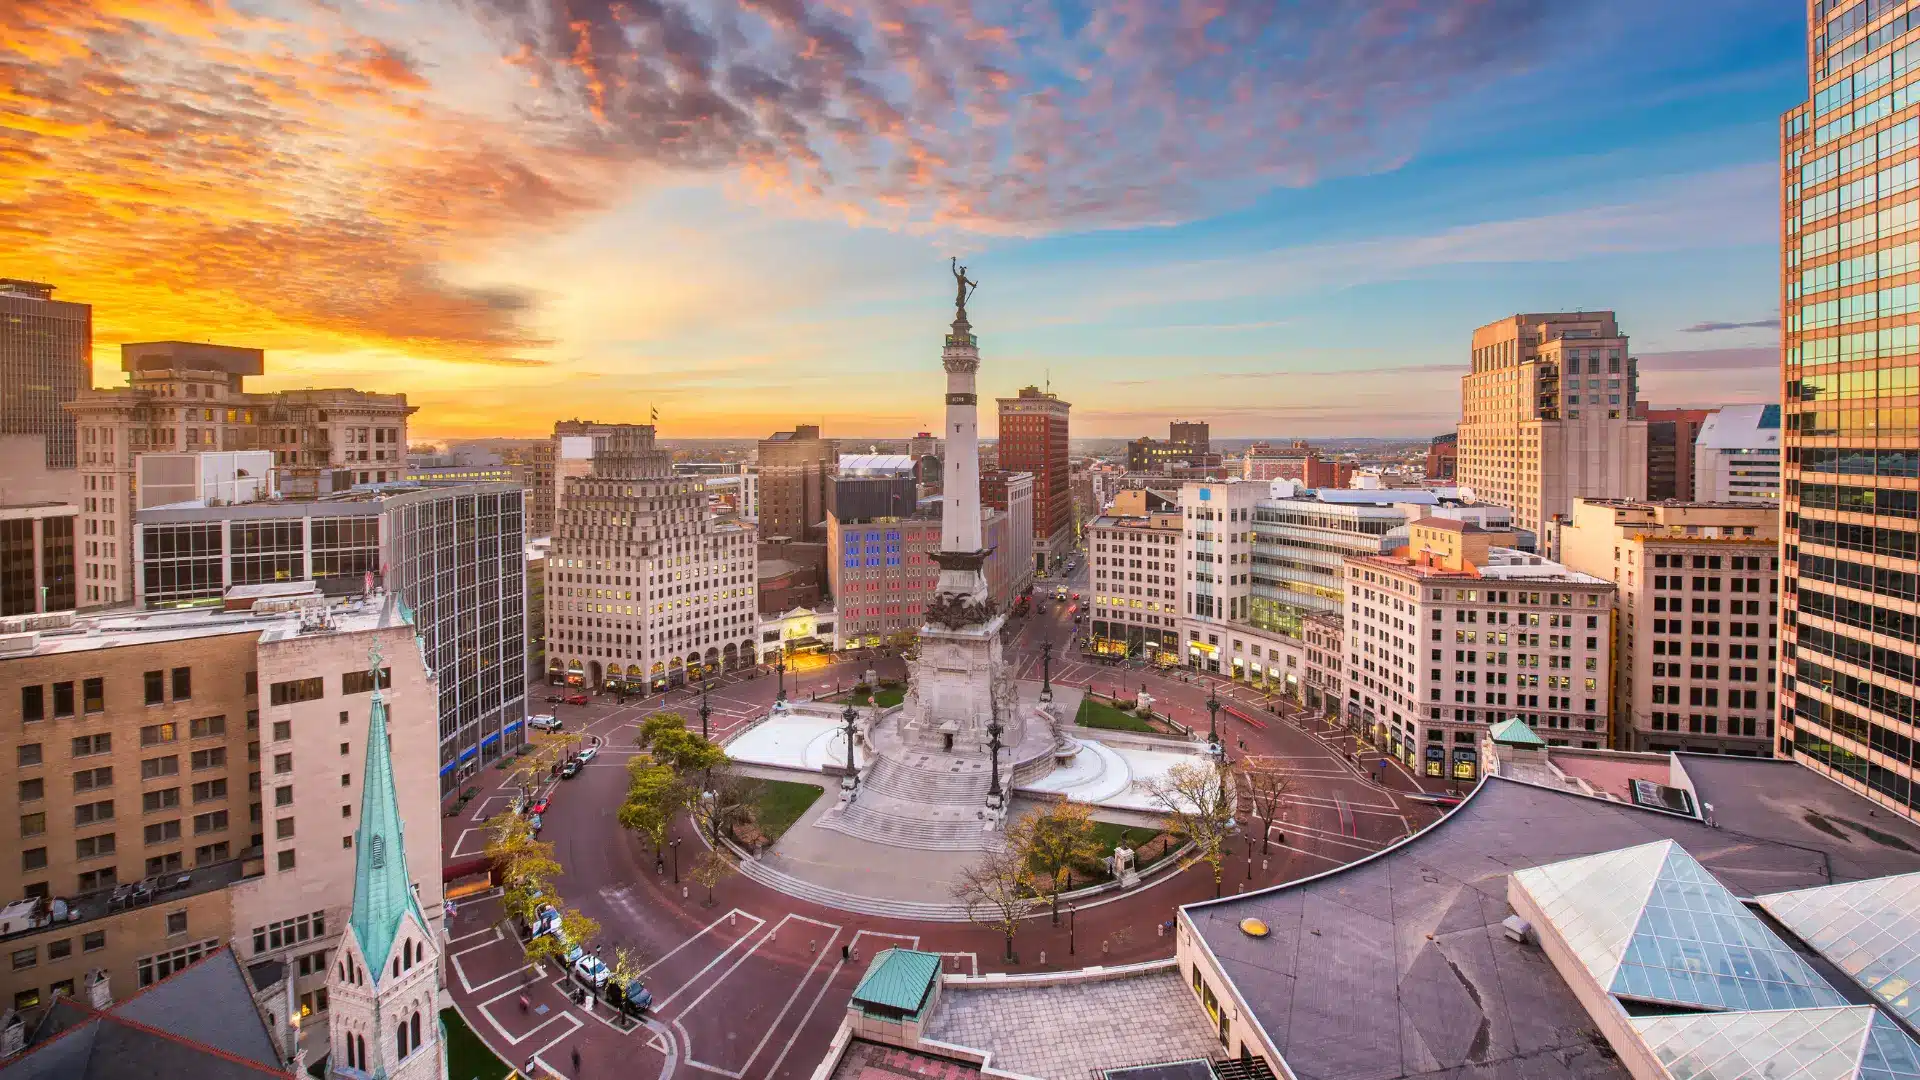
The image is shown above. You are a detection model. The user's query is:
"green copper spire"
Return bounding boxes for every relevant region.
[348,642,424,984]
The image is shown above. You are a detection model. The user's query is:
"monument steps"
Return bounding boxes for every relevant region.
[817,802,1000,850]
[856,756,991,804]
[734,856,978,921]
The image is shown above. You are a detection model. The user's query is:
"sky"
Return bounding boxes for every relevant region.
[2,0,1800,440]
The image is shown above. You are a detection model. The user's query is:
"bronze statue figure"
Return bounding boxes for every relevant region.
[950,257,978,314]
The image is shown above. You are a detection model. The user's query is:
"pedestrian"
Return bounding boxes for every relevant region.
[525,1055,537,1078]
[518,993,530,1013]
[571,1046,582,1072]
[840,943,850,961]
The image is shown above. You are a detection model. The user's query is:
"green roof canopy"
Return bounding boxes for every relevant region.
[1488,716,1547,747]
[850,949,941,1017]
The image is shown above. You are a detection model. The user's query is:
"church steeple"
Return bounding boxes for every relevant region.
[348,643,424,982]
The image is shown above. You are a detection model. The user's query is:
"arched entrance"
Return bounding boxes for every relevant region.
[667,656,684,688]
[588,660,603,688]
[547,658,564,685]
[722,643,739,671]
[566,660,585,688]
[703,647,719,677]
[651,661,668,693]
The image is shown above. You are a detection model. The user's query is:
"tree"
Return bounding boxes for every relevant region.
[1144,759,1238,899]
[1240,757,1296,855]
[688,849,737,906]
[636,711,689,751]
[618,760,683,869]
[951,846,1036,963]
[487,812,560,927]
[507,731,583,800]
[1007,802,1104,925]
[704,768,762,846]
[606,946,649,1026]
[524,909,601,973]
[650,726,728,779]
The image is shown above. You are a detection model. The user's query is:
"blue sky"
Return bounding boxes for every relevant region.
[6,0,1802,438]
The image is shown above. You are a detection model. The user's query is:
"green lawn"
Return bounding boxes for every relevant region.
[1084,822,1174,874]
[441,1007,510,1080]
[755,780,825,841]
[848,683,907,708]
[1075,698,1158,733]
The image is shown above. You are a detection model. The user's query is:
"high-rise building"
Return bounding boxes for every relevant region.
[0,503,75,616]
[996,386,1071,571]
[500,440,556,536]
[1242,440,1351,488]
[1425,432,1457,481]
[131,483,529,789]
[1555,499,1780,755]
[0,594,442,1059]
[1343,518,1616,779]
[1457,312,1648,538]
[977,470,1035,593]
[1780,13,1920,820]
[1694,404,1782,504]
[1641,407,1714,501]
[1087,508,1183,661]
[545,423,757,693]
[0,279,90,471]
[757,424,836,542]
[65,342,415,608]
[1168,420,1210,455]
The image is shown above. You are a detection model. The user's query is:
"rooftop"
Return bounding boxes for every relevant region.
[1184,767,1920,1080]
[1,589,408,659]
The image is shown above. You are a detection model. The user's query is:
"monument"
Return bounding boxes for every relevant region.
[897,259,1028,763]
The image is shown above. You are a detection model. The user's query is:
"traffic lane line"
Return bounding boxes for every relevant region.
[637,909,766,1014]
[766,929,918,1080]
[672,913,842,1079]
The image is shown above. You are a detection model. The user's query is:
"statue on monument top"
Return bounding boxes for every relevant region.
[950,257,978,317]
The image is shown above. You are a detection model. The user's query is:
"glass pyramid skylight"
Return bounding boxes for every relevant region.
[1760,873,1920,1031]
[1631,1006,1920,1080]
[1514,840,1848,1012]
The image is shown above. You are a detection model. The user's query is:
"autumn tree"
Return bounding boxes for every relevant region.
[606,946,650,1026]
[617,760,683,871]
[951,846,1037,963]
[636,711,690,751]
[703,769,763,846]
[1240,757,1296,855]
[688,849,737,907]
[1144,758,1239,899]
[507,730,583,800]
[487,812,560,929]
[1008,801,1104,925]
[524,910,601,973]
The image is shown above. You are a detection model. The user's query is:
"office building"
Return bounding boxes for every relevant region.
[1694,403,1782,503]
[1168,420,1210,455]
[545,423,758,693]
[500,440,556,536]
[1126,420,1216,474]
[757,539,826,615]
[1457,311,1648,538]
[1556,499,1780,755]
[526,536,548,688]
[133,483,529,788]
[977,470,1035,597]
[1779,9,1920,820]
[1642,407,1713,500]
[0,279,90,472]
[757,424,836,542]
[908,431,941,461]
[828,487,1029,650]
[996,386,1071,571]
[1425,432,1457,480]
[0,504,76,617]
[1243,440,1352,488]
[1177,480,1263,672]
[830,454,918,524]
[1344,518,1616,776]
[1087,508,1183,661]
[0,594,442,1059]
[1301,611,1343,717]
[65,342,415,608]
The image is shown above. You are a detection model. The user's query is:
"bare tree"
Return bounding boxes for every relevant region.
[950,846,1037,963]
[1240,757,1296,855]
[688,849,737,907]
[1144,759,1238,898]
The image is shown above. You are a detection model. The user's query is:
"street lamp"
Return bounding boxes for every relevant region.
[1206,685,1221,749]
[1068,903,1077,956]
[841,701,860,793]
[986,707,1005,810]
[699,676,711,741]
[670,837,682,885]
[1040,640,1053,703]
[775,658,787,704]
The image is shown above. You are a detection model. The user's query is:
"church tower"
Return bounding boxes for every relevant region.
[326,646,443,1080]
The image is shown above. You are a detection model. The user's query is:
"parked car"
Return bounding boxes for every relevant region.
[563,693,589,706]
[529,797,550,815]
[527,813,543,834]
[576,745,599,764]
[614,977,653,1015]
[560,759,582,779]
[570,950,611,990]
[531,903,562,938]
[545,694,567,704]
[529,714,562,732]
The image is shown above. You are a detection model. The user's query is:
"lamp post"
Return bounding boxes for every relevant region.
[775,658,787,704]
[1206,685,1221,750]
[670,836,682,885]
[986,708,1005,809]
[1068,903,1077,956]
[841,701,860,793]
[1040,640,1053,703]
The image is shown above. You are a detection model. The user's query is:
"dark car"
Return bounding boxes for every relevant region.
[563,693,589,706]
[612,978,653,1016]
[545,694,566,704]
[561,759,582,779]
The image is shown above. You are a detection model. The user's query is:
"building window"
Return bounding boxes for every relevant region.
[190,748,226,771]
[136,939,218,987]
[145,670,164,706]
[10,948,35,971]
[141,723,178,747]
[165,911,187,936]
[268,678,324,706]
[75,834,115,860]
[171,668,191,701]
[140,755,178,780]
[20,686,43,723]
[17,744,41,767]
[52,682,73,718]
[72,734,111,757]
[277,850,296,872]
[144,820,182,845]
[275,785,293,807]
[81,931,104,952]
[189,716,225,739]
[21,849,46,872]
[18,813,43,838]
[82,678,104,714]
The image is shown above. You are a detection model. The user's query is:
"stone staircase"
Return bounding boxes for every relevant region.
[816,753,1002,851]
[734,854,977,921]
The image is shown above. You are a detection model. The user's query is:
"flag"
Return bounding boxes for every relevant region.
[650,406,659,425]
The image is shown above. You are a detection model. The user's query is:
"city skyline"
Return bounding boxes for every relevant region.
[4,0,1793,440]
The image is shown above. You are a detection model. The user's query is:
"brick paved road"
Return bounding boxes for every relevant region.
[442,645,1441,1079]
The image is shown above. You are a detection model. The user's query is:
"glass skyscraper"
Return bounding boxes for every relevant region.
[1780,0,1920,820]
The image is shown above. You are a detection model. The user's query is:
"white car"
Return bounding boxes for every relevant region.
[576,745,599,764]
[570,951,610,990]
[529,714,562,732]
